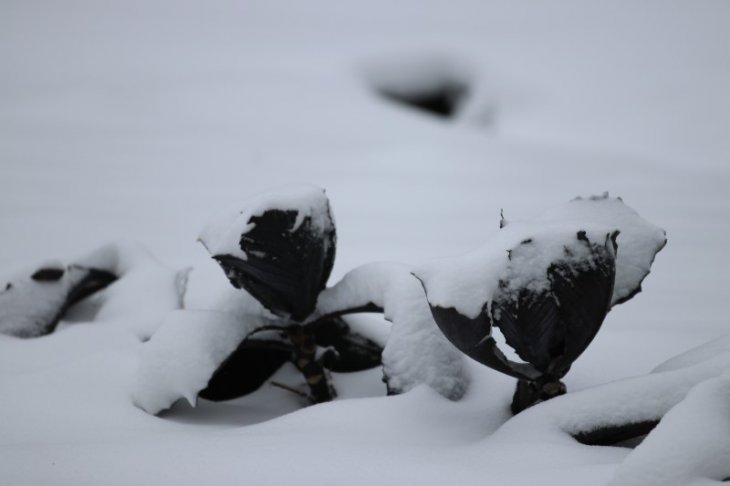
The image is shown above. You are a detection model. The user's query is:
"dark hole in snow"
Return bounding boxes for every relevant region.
[31,267,65,282]
[612,434,648,449]
[365,54,471,119]
[573,420,659,447]
[377,82,468,118]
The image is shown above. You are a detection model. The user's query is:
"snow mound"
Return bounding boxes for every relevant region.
[85,244,190,339]
[475,330,730,484]
[610,374,730,485]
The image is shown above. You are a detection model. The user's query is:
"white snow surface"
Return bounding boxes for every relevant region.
[2,1,730,484]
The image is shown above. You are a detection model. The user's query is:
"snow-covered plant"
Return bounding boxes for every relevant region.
[134,185,384,413]
[194,184,469,403]
[0,261,116,338]
[197,185,384,404]
[199,185,337,322]
[0,244,189,340]
[414,194,667,412]
[1,186,666,420]
[132,189,664,416]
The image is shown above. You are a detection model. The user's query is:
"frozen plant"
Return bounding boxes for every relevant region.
[415,194,667,412]
[0,186,666,420]
[0,243,188,340]
[134,185,385,413]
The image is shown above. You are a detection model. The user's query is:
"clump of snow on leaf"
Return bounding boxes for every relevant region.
[131,309,260,415]
[199,184,334,261]
[538,194,666,306]
[417,224,615,320]
[416,194,666,320]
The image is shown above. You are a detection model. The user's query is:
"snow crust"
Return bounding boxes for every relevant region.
[199,184,333,260]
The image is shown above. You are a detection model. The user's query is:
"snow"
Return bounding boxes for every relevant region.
[77,244,188,340]
[315,262,469,399]
[132,309,260,414]
[494,347,730,445]
[2,0,730,484]
[610,374,730,485]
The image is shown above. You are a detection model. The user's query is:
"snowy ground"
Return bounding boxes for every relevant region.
[1,1,730,484]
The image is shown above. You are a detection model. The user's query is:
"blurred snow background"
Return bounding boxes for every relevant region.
[1,1,729,484]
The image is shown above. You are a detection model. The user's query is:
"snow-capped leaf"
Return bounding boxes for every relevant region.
[200,185,336,321]
[414,196,663,390]
[131,309,261,414]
